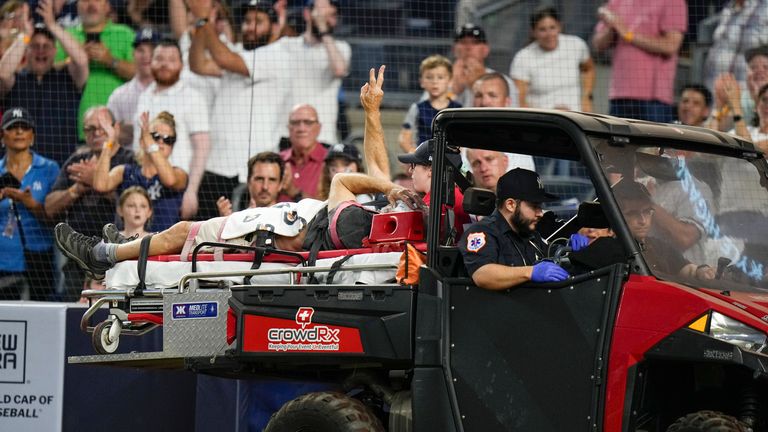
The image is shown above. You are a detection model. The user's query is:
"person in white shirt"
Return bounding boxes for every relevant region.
[281,0,350,144]
[188,0,292,200]
[134,41,210,220]
[510,6,594,112]
[107,28,158,146]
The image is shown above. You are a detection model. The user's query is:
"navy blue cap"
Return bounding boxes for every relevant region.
[133,28,160,48]
[455,23,487,43]
[2,107,35,130]
[496,168,559,203]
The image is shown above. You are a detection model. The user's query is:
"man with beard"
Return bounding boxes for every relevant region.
[188,0,292,215]
[459,168,570,290]
[134,40,211,220]
[56,0,136,140]
[0,0,88,165]
[281,0,350,144]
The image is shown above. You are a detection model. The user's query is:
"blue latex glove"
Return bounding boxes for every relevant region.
[569,233,590,252]
[531,261,570,283]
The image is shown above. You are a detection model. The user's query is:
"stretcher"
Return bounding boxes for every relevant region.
[77,211,428,356]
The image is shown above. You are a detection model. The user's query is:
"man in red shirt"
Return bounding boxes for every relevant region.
[279,104,328,201]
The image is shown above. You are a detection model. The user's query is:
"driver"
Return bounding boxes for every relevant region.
[459,168,578,290]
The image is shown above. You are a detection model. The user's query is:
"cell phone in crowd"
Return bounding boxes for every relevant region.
[85,32,101,43]
[0,172,21,190]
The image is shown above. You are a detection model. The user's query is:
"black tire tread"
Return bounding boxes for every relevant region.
[667,410,751,432]
[264,391,384,432]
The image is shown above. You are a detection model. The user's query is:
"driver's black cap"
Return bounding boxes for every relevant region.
[496,168,559,203]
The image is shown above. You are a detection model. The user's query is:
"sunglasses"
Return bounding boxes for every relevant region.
[150,132,176,145]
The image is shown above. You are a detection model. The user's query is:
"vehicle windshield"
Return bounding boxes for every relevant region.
[590,137,768,293]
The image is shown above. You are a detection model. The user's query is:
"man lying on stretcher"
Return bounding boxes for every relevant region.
[55,66,426,280]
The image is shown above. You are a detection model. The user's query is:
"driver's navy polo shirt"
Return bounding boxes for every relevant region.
[459,209,547,277]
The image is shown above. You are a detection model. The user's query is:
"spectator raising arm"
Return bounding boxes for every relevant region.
[181,131,210,219]
[0,5,32,94]
[188,0,246,76]
[310,0,348,78]
[38,0,89,89]
[359,65,390,182]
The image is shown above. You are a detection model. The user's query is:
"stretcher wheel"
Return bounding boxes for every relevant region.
[93,320,120,354]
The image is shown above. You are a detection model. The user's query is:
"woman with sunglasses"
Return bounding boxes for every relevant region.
[0,107,60,300]
[93,110,188,231]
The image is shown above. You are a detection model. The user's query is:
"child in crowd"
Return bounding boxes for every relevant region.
[399,55,462,152]
[117,186,153,240]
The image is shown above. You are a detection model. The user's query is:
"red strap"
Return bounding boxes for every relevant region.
[180,221,204,262]
[329,201,365,249]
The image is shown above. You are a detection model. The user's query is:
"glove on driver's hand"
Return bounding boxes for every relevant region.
[531,261,570,283]
[568,233,590,252]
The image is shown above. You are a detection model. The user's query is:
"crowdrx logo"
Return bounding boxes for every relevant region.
[295,307,314,328]
[267,307,341,351]
[0,320,27,384]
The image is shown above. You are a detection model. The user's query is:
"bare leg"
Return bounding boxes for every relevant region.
[115,221,193,261]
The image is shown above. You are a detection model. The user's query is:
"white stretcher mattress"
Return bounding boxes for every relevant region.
[104,252,402,289]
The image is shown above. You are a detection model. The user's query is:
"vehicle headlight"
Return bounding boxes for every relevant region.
[709,311,768,354]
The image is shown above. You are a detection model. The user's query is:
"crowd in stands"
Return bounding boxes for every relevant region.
[0,0,767,301]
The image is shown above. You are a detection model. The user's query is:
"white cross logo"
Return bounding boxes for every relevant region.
[175,305,186,315]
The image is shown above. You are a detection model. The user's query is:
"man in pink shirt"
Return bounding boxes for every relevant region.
[592,0,687,123]
[279,104,328,201]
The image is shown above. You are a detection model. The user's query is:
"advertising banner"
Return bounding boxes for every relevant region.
[0,302,66,431]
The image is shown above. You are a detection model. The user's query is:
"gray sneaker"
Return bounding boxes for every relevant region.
[102,223,138,244]
[54,223,112,280]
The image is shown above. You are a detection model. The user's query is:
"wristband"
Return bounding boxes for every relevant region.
[19,34,30,45]
[194,18,209,28]
[104,140,114,150]
[111,58,119,69]
[622,31,634,43]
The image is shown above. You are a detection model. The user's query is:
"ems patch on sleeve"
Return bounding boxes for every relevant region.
[466,232,487,253]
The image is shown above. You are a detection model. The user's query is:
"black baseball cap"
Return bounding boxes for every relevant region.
[496,168,559,203]
[455,23,487,43]
[397,140,463,168]
[398,140,433,165]
[133,28,160,48]
[242,0,277,23]
[2,107,35,130]
[325,143,361,164]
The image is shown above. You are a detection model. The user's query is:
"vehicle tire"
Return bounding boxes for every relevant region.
[666,410,750,432]
[264,391,384,432]
[92,320,119,354]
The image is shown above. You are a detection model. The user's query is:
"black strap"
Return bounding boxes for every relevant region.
[326,255,353,285]
[135,234,153,296]
[250,231,276,270]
